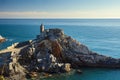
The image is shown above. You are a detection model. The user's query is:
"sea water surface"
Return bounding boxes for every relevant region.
[0,19,120,80]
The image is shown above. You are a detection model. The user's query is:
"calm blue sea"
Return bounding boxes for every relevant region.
[0,19,120,80]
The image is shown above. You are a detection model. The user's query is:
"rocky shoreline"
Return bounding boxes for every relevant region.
[0,24,120,80]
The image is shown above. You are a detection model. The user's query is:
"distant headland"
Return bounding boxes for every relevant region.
[0,35,6,43]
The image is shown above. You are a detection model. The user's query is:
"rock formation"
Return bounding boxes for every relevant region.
[0,35,5,43]
[0,24,120,79]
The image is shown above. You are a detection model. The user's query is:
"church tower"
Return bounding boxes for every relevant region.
[40,24,44,33]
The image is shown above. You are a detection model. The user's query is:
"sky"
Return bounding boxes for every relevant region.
[0,0,120,18]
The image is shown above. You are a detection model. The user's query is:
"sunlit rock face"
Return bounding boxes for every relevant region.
[0,35,5,43]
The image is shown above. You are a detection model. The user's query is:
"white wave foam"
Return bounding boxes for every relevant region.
[6,38,14,42]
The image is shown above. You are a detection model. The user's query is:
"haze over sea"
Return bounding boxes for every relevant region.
[0,19,120,80]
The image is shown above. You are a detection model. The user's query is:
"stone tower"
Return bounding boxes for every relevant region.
[40,24,44,33]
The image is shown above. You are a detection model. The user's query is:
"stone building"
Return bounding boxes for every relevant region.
[40,24,44,33]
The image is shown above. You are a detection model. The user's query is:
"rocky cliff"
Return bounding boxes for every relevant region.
[0,26,120,79]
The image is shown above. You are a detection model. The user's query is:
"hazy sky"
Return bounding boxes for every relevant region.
[0,0,120,18]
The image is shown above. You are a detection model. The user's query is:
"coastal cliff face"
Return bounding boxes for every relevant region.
[0,26,120,79]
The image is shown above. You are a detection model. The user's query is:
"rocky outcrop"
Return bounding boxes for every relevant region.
[0,35,5,43]
[0,25,120,79]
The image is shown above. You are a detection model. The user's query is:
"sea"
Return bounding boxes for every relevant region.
[0,19,120,80]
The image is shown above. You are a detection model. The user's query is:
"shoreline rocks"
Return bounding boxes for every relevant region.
[76,69,82,74]
[0,24,120,79]
[0,35,6,43]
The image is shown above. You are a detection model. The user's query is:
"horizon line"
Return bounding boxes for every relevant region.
[1,18,120,19]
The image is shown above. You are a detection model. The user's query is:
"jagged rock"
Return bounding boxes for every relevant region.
[0,35,6,43]
[51,40,62,60]
[0,39,5,43]
[18,36,120,70]
[0,75,5,80]
[1,25,120,79]
[29,72,38,78]
[0,64,9,76]
[15,41,31,48]
[63,63,71,72]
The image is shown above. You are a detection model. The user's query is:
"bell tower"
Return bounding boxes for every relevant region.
[40,24,44,33]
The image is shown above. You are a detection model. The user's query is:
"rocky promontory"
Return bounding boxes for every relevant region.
[0,24,120,80]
